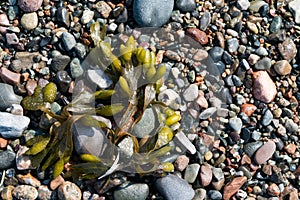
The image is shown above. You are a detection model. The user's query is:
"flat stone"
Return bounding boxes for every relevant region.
[254,140,276,164]
[223,176,247,200]
[58,181,82,200]
[155,174,195,200]
[113,182,149,200]
[237,0,250,10]
[229,117,243,133]
[6,33,19,45]
[158,89,181,110]
[270,16,283,33]
[243,141,263,157]
[15,51,41,70]
[289,0,300,24]
[17,173,41,187]
[254,57,272,70]
[173,131,196,154]
[81,9,94,24]
[278,38,297,61]
[38,185,55,200]
[252,71,277,103]
[175,155,189,171]
[200,164,212,187]
[0,112,30,138]
[183,84,198,102]
[199,107,217,119]
[184,163,200,183]
[285,119,298,132]
[176,0,196,12]
[199,11,211,31]
[56,7,70,27]
[227,38,239,53]
[62,32,76,51]
[0,83,22,111]
[133,0,174,27]
[118,136,134,157]
[12,185,38,200]
[18,0,43,12]
[21,12,38,30]
[193,188,206,200]
[273,60,292,76]
[0,67,21,85]
[132,108,156,138]
[51,53,71,71]
[249,0,267,12]
[261,109,273,126]
[16,146,34,170]
[1,185,14,200]
[193,49,208,61]
[94,1,112,18]
[0,13,10,26]
[187,28,208,45]
[0,150,16,169]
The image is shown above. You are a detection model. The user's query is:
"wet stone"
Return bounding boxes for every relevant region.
[62,32,76,51]
[237,0,250,10]
[207,190,222,200]
[285,119,298,132]
[56,7,70,27]
[133,0,174,27]
[56,71,72,93]
[270,16,282,33]
[254,140,276,164]
[227,38,239,53]
[18,0,43,12]
[261,109,273,126]
[209,47,224,62]
[132,108,156,138]
[58,181,82,200]
[186,28,208,45]
[176,0,196,12]
[87,69,113,89]
[74,43,87,59]
[155,174,195,200]
[21,12,38,30]
[1,185,14,200]
[12,185,38,200]
[70,58,83,78]
[113,182,149,200]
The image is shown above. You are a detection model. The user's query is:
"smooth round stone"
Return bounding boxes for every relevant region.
[133,0,174,27]
[58,181,82,200]
[249,0,267,12]
[237,0,250,10]
[184,164,200,183]
[132,108,156,138]
[227,38,239,53]
[62,32,76,51]
[0,150,16,169]
[18,0,43,12]
[273,60,292,75]
[70,58,83,78]
[255,47,268,56]
[158,89,181,110]
[285,119,298,132]
[175,0,196,12]
[0,112,30,138]
[209,47,224,62]
[13,185,38,200]
[261,109,273,126]
[254,140,276,164]
[20,12,38,30]
[155,174,195,200]
[229,117,243,133]
[243,141,263,157]
[270,16,282,33]
[254,57,272,70]
[87,69,113,89]
[199,11,211,31]
[207,190,222,200]
[81,9,94,24]
[183,84,198,102]
[193,188,206,200]
[113,182,149,200]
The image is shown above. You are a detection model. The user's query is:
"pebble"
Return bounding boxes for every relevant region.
[133,0,174,27]
[132,108,156,138]
[240,103,255,116]
[0,13,10,26]
[12,185,38,200]
[38,185,55,200]
[289,0,300,24]
[0,149,16,169]
[50,175,65,190]
[113,182,149,200]
[74,43,87,59]
[255,47,268,56]
[273,60,292,76]
[237,0,250,10]
[254,58,272,70]
[200,164,212,187]
[186,28,208,45]
[158,89,181,110]
[193,188,206,200]
[81,9,94,24]
[58,181,82,200]
[0,137,8,148]
[18,0,43,12]
[0,67,21,85]
[155,174,195,200]
[249,0,267,12]
[278,38,297,61]
[223,176,247,200]
[229,117,243,133]
[175,155,189,171]
[20,12,38,30]
[0,83,22,111]
[69,58,83,78]
[56,7,70,27]
[0,112,30,138]
[118,136,134,157]
[193,49,208,61]
[252,71,277,103]
[246,21,258,34]
[1,185,14,200]
[184,163,200,183]
[94,1,112,18]
[174,131,196,154]
[267,183,281,196]
[17,173,41,187]
[270,16,282,33]
[176,0,196,12]
[243,141,263,157]
[209,47,224,62]
[261,109,273,126]
[16,146,33,170]
[56,71,71,93]
[51,53,71,71]
[254,140,276,164]
[6,33,19,46]
[15,51,41,70]
[183,84,198,102]
[62,32,76,51]
[199,11,211,31]
[207,190,222,200]
[87,69,113,89]
[284,143,297,154]
[227,38,239,53]
[285,119,298,132]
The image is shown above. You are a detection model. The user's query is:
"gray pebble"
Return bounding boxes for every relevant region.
[176,0,196,12]
[207,190,222,200]
[13,185,38,200]
[261,109,273,126]
[51,53,71,71]
[6,33,19,45]
[87,69,113,89]
[70,58,83,78]
[155,174,195,200]
[227,38,239,53]
[74,43,87,59]
[113,182,149,200]
[62,32,76,51]
[229,117,243,133]
[0,112,30,138]
[270,16,282,33]
[199,107,217,119]
[243,141,263,157]
[0,83,22,111]
[285,118,298,132]
[183,84,198,102]
[132,108,156,138]
[0,149,16,169]
[184,164,200,183]
[200,11,211,31]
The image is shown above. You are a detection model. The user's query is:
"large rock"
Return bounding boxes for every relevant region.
[252,71,277,103]
[155,174,195,200]
[133,0,174,27]
[0,112,30,138]
[0,83,22,111]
